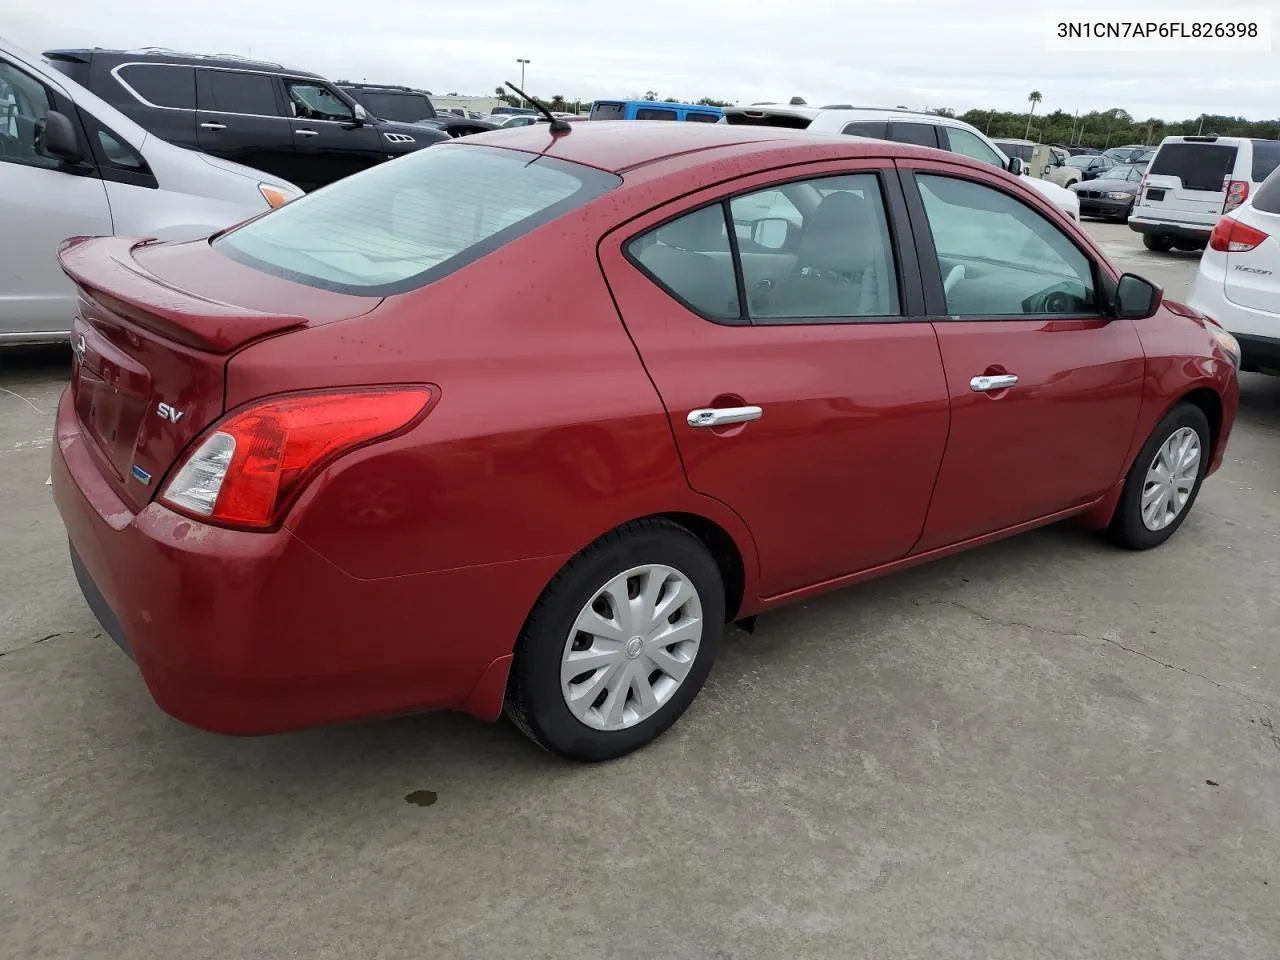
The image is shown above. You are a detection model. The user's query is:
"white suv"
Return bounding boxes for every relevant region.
[1187,165,1280,374]
[1130,135,1280,253]
[722,103,1081,220]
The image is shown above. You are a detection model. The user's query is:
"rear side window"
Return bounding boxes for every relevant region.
[1253,168,1280,214]
[887,122,939,148]
[202,69,281,116]
[842,120,887,139]
[590,102,627,120]
[1149,143,1238,191]
[685,112,719,123]
[636,108,677,121]
[627,205,741,320]
[356,91,435,123]
[216,145,620,295]
[116,64,196,109]
[1250,140,1280,183]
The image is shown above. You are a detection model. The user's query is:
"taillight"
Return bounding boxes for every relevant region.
[1209,216,1269,253]
[160,386,434,529]
[1224,179,1249,212]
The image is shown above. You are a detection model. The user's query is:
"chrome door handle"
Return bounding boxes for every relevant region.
[296,129,320,137]
[199,122,227,131]
[970,374,1019,392]
[687,406,763,428]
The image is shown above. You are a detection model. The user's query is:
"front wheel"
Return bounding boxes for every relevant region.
[1108,404,1211,550]
[505,519,724,761]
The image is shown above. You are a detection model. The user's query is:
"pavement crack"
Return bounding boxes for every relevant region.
[0,632,66,659]
[920,598,1271,708]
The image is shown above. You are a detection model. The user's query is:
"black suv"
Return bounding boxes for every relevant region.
[43,48,448,190]
[337,83,497,138]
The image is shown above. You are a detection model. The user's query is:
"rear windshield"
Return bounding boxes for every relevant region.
[1149,142,1237,191]
[590,102,627,120]
[1253,167,1280,214]
[357,91,436,123]
[1250,140,1280,183]
[723,111,812,129]
[216,145,620,296]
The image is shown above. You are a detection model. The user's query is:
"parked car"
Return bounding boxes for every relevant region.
[1187,165,1280,374]
[1104,144,1155,164]
[490,105,536,116]
[1051,143,1101,156]
[1064,153,1117,181]
[1072,163,1147,221]
[0,38,300,344]
[337,82,497,138]
[490,114,546,128]
[722,103,1081,219]
[589,100,723,122]
[1130,135,1280,252]
[52,122,1239,761]
[42,48,449,191]
[993,138,1077,186]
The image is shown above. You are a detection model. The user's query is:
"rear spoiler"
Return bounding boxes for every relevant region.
[58,236,306,354]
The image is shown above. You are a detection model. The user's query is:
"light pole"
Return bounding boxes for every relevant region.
[516,58,530,106]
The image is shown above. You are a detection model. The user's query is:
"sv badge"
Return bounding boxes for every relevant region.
[156,402,185,424]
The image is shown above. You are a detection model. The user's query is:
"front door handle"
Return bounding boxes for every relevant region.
[199,122,227,131]
[687,406,763,428]
[970,374,1019,392]
[296,129,320,138]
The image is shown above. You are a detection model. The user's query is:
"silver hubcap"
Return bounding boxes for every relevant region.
[561,564,703,731]
[1141,426,1201,531]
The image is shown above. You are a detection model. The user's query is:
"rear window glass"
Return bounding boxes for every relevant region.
[203,69,281,116]
[887,122,938,148]
[117,64,196,109]
[842,120,887,139]
[590,102,627,120]
[994,142,1033,162]
[1250,140,1280,183]
[356,91,435,123]
[724,111,811,129]
[1149,143,1238,192]
[636,108,677,121]
[1253,167,1280,214]
[215,145,621,296]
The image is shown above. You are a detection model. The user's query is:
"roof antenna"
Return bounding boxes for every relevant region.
[505,81,571,133]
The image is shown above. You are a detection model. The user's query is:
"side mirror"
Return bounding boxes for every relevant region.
[350,103,368,126]
[38,110,84,165]
[1007,157,1026,176]
[752,218,792,250]
[1115,273,1162,319]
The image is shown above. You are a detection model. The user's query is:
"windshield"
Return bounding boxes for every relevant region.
[1065,156,1093,169]
[216,145,621,295]
[358,91,436,123]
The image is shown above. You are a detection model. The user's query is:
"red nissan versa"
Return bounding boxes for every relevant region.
[53,122,1240,761]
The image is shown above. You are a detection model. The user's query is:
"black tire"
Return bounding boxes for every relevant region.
[505,518,724,762]
[1108,403,1211,550]
[1142,234,1174,252]
[1117,201,1134,222]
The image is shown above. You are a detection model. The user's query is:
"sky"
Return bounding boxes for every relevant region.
[6,0,1279,121]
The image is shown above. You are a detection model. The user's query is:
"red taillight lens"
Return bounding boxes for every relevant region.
[1224,179,1249,212]
[161,386,434,529]
[1209,216,1269,253]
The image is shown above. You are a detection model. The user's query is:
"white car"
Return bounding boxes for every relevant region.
[721,103,1080,221]
[0,37,302,343]
[1187,165,1280,374]
[1131,135,1280,253]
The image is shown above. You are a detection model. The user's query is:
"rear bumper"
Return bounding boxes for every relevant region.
[52,389,562,734]
[1128,216,1213,240]
[1187,268,1280,371]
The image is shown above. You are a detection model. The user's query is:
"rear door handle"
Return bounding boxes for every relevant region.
[199,122,227,131]
[687,406,763,428]
[970,374,1019,392]
[296,129,320,137]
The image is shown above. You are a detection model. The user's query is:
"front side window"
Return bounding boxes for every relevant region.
[950,129,1006,167]
[216,145,619,295]
[204,70,282,116]
[636,108,677,121]
[286,81,354,123]
[0,60,59,169]
[117,64,196,109]
[916,174,1096,317]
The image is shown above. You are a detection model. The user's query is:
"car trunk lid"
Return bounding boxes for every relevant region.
[1139,141,1238,222]
[59,235,379,510]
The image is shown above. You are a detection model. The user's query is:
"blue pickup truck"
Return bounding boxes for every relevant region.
[588,99,722,123]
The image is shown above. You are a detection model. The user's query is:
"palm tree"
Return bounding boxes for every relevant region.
[1024,91,1042,139]
[550,94,566,111]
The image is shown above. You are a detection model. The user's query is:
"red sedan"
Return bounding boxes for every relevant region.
[53,122,1240,761]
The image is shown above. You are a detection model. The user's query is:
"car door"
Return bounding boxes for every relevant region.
[194,68,296,183]
[897,158,1145,551]
[282,79,384,188]
[0,56,112,339]
[599,161,951,598]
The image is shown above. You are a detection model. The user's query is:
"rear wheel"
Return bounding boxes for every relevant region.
[1109,404,1210,550]
[1142,234,1174,252]
[505,519,724,761]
